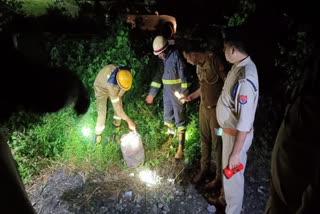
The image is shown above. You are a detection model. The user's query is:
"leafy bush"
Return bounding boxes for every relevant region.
[6,108,76,182]
[225,0,256,27]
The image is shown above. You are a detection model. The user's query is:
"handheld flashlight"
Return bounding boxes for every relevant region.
[223,163,244,179]
[174,91,186,104]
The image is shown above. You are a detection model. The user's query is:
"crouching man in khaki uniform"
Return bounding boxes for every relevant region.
[94,64,136,143]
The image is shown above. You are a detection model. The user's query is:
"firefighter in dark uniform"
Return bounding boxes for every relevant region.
[182,46,226,195]
[145,35,189,159]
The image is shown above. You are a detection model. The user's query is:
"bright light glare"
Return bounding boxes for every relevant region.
[138,169,161,186]
[174,91,182,99]
[81,127,91,137]
[185,128,193,140]
[185,131,190,140]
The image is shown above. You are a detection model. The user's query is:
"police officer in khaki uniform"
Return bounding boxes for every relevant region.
[216,27,259,214]
[182,44,226,194]
[94,64,136,143]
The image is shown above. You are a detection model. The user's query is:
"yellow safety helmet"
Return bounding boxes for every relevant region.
[153,35,168,55]
[116,69,133,91]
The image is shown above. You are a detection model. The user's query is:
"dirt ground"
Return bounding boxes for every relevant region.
[27,144,271,214]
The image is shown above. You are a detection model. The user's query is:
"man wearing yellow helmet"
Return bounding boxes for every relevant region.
[94,64,136,143]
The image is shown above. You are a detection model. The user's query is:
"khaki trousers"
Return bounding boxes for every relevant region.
[199,103,222,179]
[222,130,253,214]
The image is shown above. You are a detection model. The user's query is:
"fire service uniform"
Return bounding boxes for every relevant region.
[94,64,132,140]
[148,48,189,131]
[149,35,189,159]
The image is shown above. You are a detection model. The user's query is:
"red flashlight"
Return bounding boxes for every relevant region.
[223,163,244,179]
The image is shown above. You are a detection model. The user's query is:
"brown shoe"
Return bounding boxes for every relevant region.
[205,178,222,191]
[192,170,209,184]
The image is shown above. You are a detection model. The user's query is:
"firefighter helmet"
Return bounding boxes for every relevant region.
[116,69,133,91]
[153,35,168,55]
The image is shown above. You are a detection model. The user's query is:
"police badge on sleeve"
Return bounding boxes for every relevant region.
[239,95,248,104]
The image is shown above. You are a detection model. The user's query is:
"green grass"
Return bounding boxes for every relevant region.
[20,0,79,17]
[3,2,203,183]
[20,0,51,16]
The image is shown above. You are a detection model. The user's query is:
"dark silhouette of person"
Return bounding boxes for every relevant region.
[0,33,90,214]
[263,1,320,213]
[265,43,320,214]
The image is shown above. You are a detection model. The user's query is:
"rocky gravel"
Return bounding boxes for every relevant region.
[27,148,271,214]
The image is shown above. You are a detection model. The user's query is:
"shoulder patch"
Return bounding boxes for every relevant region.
[238,66,246,80]
[239,95,248,104]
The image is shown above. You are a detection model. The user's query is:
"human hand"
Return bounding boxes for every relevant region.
[173,91,186,104]
[127,119,136,131]
[228,152,240,169]
[179,93,186,104]
[185,94,193,102]
[145,94,154,104]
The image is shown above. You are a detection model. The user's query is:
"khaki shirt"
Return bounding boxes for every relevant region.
[216,57,259,131]
[197,53,224,107]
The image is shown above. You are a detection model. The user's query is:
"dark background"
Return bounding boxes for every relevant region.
[0,0,318,121]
